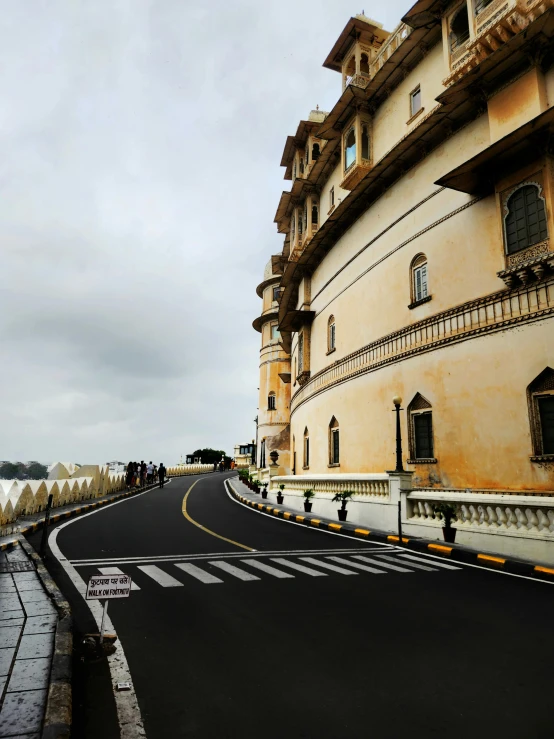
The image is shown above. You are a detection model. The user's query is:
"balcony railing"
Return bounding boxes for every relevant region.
[370,23,412,77]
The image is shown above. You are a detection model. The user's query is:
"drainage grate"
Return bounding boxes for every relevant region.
[0,561,36,573]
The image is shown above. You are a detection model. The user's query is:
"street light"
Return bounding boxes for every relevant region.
[392,395,404,473]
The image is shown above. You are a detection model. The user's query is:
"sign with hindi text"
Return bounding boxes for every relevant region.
[86,573,132,600]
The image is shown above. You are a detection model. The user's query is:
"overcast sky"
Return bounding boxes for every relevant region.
[0,0,409,465]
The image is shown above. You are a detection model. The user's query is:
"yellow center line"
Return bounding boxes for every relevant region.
[181,479,255,552]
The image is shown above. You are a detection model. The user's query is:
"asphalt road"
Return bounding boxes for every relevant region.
[31,472,554,739]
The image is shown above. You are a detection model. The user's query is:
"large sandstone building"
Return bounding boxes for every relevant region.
[253,0,554,500]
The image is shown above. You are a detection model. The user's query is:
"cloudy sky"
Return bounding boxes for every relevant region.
[0,0,409,465]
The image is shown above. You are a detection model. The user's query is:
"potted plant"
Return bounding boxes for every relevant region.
[433,502,458,543]
[332,490,354,521]
[277,484,285,505]
[260,483,268,499]
[303,489,315,512]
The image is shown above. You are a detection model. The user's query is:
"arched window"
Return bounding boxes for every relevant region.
[328,315,336,352]
[361,124,370,161]
[303,427,310,468]
[299,156,304,175]
[312,142,320,160]
[329,417,340,465]
[527,368,554,457]
[345,127,356,171]
[303,203,308,233]
[305,146,309,165]
[408,394,435,462]
[450,5,470,51]
[360,53,369,75]
[268,392,276,411]
[475,0,494,13]
[504,184,548,255]
[410,254,429,304]
[345,55,356,83]
[293,161,297,180]
[311,204,318,228]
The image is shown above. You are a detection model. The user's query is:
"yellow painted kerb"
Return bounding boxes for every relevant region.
[329,523,342,531]
[477,554,505,565]
[535,565,554,575]
[182,480,254,552]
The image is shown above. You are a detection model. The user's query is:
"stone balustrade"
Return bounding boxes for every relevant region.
[0,463,212,534]
[271,473,390,499]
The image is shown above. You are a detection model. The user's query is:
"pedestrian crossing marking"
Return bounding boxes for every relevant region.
[271,558,327,577]
[352,555,414,573]
[327,556,387,575]
[398,553,462,570]
[240,559,294,579]
[300,557,358,576]
[174,563,223,584]
[209,561,261,582]
[376,554,438,572]
[137,565,183,587]
[98,567,141,590]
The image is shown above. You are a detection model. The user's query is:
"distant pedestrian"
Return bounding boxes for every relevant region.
[153,464,158,481]
[147,461,154,484]
[158,463,167,488]
[213,462,217,473]
[140,461,147,488]
[219,461,224,473]
[126,461,133,489]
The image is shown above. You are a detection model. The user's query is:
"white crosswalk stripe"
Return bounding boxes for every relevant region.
[327,556,387,574]
[397,553,462,570]
[174,563,223,584]
[300,557,358,575]
[137,565,183,587]
[209,561,260,581]
[271,558,327,577]
[240,560,294,579]
[352,555,414,573]
[98,566,140,590]
[376,554,438,572]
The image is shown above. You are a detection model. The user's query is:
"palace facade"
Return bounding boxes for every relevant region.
[254,0,554,495]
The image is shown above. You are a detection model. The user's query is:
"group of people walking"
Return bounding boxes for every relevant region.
[126,460,167,489]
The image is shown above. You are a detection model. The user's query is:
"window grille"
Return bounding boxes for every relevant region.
[304,430,310,468]
[331,429,340,464]
[538,397,554,454]
[298,333,304,372]
[268,394,276,411]
[505,185,548,254]
[414,263,428,302]
[414,413,434,459]
[475,0,493,13]
[328,318,336,351]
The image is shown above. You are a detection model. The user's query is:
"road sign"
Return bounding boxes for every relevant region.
[86,573,132,600]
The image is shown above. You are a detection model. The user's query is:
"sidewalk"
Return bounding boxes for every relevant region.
[0,543,58,738]
[228,477,554,581]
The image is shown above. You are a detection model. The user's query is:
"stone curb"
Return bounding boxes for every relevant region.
[228,479,554,582]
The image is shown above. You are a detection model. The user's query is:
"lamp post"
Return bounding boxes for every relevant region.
[392,395,404,473]
[253,416,258,467]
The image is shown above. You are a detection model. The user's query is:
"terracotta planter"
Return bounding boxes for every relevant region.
[261,490,268,499]
[443,526,456,543]
[277,495,284,505]
[304,501,312,512]
[338,509,348,522]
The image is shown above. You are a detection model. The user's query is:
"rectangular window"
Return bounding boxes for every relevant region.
[414,413,434,459]
[298,333,304,373]
[329,323,336,351]
[410,86,422,118]
[332,429,340,464]
[272,286,280,303]
[268,395,276,411]
[304,437,310,467]
[414,264,428,302]
[539,396,554,454]
[271,324,280,341]
[330,187,335,210]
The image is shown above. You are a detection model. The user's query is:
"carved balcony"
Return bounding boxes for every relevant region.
[497,241,554,288]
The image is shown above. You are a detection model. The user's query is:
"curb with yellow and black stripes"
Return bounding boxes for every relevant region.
[227,479,554,582]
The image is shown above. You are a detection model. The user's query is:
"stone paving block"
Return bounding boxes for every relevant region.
[12,579,42,593]
[0,648,16,676]
[0,627,21,650]
[18,590,50,606]
[10,574,36,583]
[0,677,5,697]
[0,598,20,613]
[23,615,57,636]
[19,601,55,618]
[16,633,53,660]
[7,658,51,692]
[0,689,47,735]
[0,586,16,596]
[5,551,27,563]
[0,613,23,624]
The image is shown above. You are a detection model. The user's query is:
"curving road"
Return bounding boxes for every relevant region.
[31,472,554,739]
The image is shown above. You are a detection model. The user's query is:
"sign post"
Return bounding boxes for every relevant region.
[86,573,132,644]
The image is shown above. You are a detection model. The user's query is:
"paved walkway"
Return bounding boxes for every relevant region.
[0,544,57,738]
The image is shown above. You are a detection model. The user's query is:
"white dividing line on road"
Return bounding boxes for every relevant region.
[224,479,396,549]
[300,557,358,575]
[48,478,174,739]
[327,556,387,574]
[271,558,328,577]
[352,555,414,573]
[209,561,260,582]
[137,565,183,588]
[174,563,223,584]
[397,553,462,570]
[376,554,438,572]
[240,559,295,579]
[99,567,141,590]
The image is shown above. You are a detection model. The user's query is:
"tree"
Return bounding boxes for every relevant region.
[26,462,48,480]
[192,448,229,465]
[0,462,18,480]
